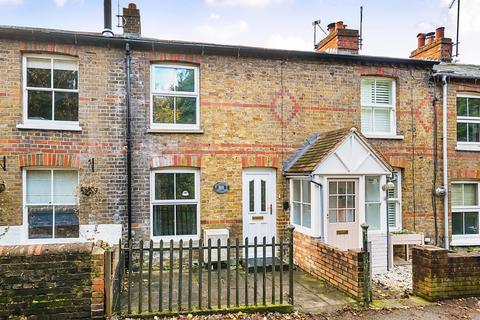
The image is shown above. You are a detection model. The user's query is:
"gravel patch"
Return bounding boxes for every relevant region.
[372,265,412,298]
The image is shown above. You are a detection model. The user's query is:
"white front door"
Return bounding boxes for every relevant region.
[242,168,276,258]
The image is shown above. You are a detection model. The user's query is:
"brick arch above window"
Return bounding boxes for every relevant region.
[150,154,202,169]
[148,52,203,64]
[358,65,401,79]
[18,153,80,169]
[450,169,480,180]
[19,42,79,56]
[241,155,280,168]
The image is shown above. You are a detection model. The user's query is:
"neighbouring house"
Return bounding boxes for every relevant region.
[0,2,479,274]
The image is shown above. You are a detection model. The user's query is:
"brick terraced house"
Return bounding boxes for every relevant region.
[0,2,479,273]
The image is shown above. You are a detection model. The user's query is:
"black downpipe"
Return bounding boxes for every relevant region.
[125,43,133,241]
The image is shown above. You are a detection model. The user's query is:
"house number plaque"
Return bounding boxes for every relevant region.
[213,181,229,194]
[336,230,349,235]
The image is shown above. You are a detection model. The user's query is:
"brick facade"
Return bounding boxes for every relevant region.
[293,231,366,300]
[412,245,480,300]
[0,26,473,248]
[0,242,107,319]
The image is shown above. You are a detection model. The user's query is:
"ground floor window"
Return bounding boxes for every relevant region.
[151,169,199,239]
[387,171,402,230]
[452,182,480,235]
[365,176,381,230]
[291,179,311,229]
[25,169,79,239]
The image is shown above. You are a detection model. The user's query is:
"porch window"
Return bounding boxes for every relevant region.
[361,78,396,136]
[387,171,402,230]
[25,169,79,239]
[150,65,199,130]
[291,180,311,229]
[457,95,480,148]
[451,182,480,236]
[328,181,355,223]
[151,169,199,239]
[22,55,79,130]
[365,176,381,230]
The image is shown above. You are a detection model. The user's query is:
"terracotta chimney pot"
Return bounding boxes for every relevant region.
[327,22,336,34]
[335,21,344,30]
[435,27,445,40]
[417,33,426,48]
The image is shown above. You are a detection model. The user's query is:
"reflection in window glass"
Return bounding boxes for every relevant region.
[291,180,311,228]
[451,182,480,236]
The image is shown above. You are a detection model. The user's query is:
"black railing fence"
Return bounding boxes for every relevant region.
[106,228,295,317]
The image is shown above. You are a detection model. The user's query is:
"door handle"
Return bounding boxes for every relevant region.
[270,204,273,215]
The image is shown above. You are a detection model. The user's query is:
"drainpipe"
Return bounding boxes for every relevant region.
[442,75,449,249]
[125,43,133,241]
[310,175,324,242]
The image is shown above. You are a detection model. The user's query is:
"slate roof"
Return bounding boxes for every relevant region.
[284,127,392,174]
[434,63,480,79]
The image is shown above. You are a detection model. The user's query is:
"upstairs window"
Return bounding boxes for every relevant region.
[25,169,79,239]
[451,182,479,236]
[361,78,396,136]
[457,95,480,146]
[23,55,79,128]
[291,180,311,229]
[150,65,199,130]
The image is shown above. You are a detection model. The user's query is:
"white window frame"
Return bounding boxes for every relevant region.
[365,175,382,231]
[19,54,81,131]
[290,179,312,233]
[150,64,200,131]
[22,168,80,242]
[150,168,200,241]
[451,181,480,245]
[387,171,402,231]
[361,77,397,137]
[456,94,480,151]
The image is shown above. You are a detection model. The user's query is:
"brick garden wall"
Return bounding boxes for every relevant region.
[412,245,480,300]
[0,242,106,319]
[293,231,366,300]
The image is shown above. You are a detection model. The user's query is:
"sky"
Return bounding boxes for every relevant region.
[0,0,478,64]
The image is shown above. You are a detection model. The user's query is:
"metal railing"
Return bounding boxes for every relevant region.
[109,228,295,317]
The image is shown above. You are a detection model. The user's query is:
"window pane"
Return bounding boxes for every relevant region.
[302,204,311,228]
[329,181,337,194]
[468,123,480,142]
[451,184,463,207]
[301,180,311,203]
[28,90,52,120]
[53,170,78,204]
[346,209,355,222]
[329,195,336,209]
[463,184,477,206]
[176,204,197,235]
[361,108,373,133]
[347,196,354,208]
[457,123,467,142]
[292,202,301,225]
[28,206,53,239]
[292,180,301,202]
[347,181,354,194]
[153,67,195,92]
[328,209,337,223]
[153,205,174,236]
[249,180,255,212]
[336,209,346,222]
[452,212,463,235]
[469,98,480,117]
[176,173,195,200]
[366,203,381,230]
[54,92,78,121]
[27,58,51,88]
[373,108,391,132]
[54,206,79,238]
[53,60,77,89]
[152,95,174,124]
[261,180,266,212]
[26,170,51,204]
[464,212,479,235]
[457,97,468,116]
[338,182,347,194]
[365,177,380,202]
[155,173,174,200]
[176,97,196,124]
[338,196,346,208]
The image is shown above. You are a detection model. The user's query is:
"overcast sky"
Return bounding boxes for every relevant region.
[0,0,478,64]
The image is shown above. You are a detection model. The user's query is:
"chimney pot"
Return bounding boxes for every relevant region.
[417,33,426,48]
[327,22,336,33]
[425,32,435,45]
[435,27,445,40]
[128,3,136,9]
[335,21,344,30]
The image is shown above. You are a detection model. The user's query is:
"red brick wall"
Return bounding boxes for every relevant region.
[412,245,480,300]
[293,231,366,300]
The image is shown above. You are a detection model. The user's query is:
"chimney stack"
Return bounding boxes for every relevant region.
[315,21,359,55]
[102,0,113,36]
[410,27,452,62]
[123,3,141,37]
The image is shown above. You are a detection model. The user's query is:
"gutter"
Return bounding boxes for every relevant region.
[125,43,133,241]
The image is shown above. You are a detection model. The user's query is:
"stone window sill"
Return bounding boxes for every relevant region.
[456,144,480,152]
[17,123,82,132]
[147,128,204,134]
[363,134,404,140]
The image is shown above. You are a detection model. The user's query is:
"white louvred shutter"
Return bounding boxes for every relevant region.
[361,79,375,105]
[361,108,373,132]
[374,80,392,105]
[374,108,391,132]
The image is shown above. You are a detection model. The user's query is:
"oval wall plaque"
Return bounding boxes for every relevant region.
[214,181,229,194]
